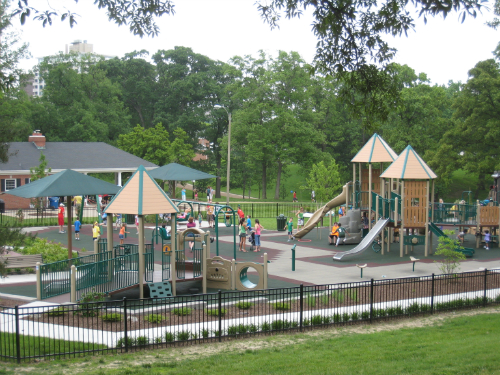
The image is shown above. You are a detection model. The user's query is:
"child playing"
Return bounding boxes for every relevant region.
[246,215,252,234]
[74,218,81,241]
[484,230,491,250]
[296,207,305,231]
[92,221,100,241]
[119,224,129,245]
[285,218,294,242]
[329,223,339,245]
[114,213,122,231]
[194,190,198,200]
[198,212,203,227]
[457,228,467,244]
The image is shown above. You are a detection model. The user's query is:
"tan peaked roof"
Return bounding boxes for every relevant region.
[104,165,179,215]
[351,133,398,163]
[380,146,437,180]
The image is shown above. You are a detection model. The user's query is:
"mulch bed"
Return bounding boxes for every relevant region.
[13,272,500,332]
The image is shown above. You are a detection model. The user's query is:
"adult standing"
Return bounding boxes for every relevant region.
[210,186,215,202]
[206,186,211,203]
[311,190,315,203]
[58,203,65,233]
[181,188,186,201]
[254,219,264,252]
[73,195,82,217]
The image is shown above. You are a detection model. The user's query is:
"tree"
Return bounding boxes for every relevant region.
[0,222,30,277]
[117,124,194,167]
[34,52,131,142]
[427,59,500,198]
[29,152,52,209]
[13,0,174,37]
[434,230,466,274]
[304,160,342,203]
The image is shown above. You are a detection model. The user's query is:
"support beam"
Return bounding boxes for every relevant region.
[138,215,144,299]
[369,164,372,231]
[425,180,430,257]
[171,215,177,296]
[67,196,73,260]
[400,180,405,257]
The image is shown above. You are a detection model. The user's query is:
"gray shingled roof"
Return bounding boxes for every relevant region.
[0,142,158,173]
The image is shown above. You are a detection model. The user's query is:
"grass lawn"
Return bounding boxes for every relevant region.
[2,308,499,374]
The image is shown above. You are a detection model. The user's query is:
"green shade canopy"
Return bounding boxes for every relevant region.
[149,163,217,181]
[2,169,121,198]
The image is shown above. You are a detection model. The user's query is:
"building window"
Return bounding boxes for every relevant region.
[5,179,16,191]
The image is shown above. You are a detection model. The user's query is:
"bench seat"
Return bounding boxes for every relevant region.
[0,254,43,269]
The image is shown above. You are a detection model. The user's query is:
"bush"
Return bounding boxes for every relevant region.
[434,230,466,274]
[311,315,323,325]
[351,312,359,321]
[135,336,149,346]
[116,337,133,348]
[495,294,500,303]
[271,320,291,330]
[76,289,106,317]
[235,301,253,310]
[145,314,164,323]
[248,324,259,333]
[420,304,430,313]
[306,294,316,307]
[205,308,226,316]
[17,238,69,263]
[237,324,249,334]
[272,301,290,311]
[303,318,311,326]
[261,322,271,331]
[395,306,404,315]
[361,311,370,320]
[101,313,122,322]
[387,307,397,316]
[342,312,351,322]
[47,307,66,317]
[322,316,331,324]
[177,331,190,341]
[331,290,345,303]
[172,307,192,316]
[201,329,210,338]
[333,313,342,323]
[406,303,420,315]
[227,326,237,335]
[165,332,175,342]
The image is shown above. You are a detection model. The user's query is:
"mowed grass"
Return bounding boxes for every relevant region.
[5,310,499,374]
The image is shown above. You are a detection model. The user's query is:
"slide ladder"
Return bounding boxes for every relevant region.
[333,218,390,261]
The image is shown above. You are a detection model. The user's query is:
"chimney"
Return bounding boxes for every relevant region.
[29,130,46,149]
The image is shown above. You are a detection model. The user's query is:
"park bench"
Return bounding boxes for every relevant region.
[0,254,43,269]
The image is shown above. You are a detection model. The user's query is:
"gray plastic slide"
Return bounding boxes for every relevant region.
[294,184,347,239]
[332,218,390,261]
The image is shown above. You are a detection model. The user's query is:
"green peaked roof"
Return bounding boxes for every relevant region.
[149,163,217,181]
[2,169,120,198]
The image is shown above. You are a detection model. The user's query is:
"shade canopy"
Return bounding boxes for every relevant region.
[2,169,121,198]
[380,145,437,180]
[148,162,216,181]
[105,165,179,215]
[351,133,398,163]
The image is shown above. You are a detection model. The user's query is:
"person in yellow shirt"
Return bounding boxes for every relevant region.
[73,195,82,216]
[329,223,339,245]
[92,221,101,241]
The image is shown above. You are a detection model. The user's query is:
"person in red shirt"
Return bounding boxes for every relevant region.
[58,203,65,233]
[293,191,297,202]
[237,205,245,219]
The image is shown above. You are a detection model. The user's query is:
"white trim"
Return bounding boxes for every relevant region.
[0,167,157,175]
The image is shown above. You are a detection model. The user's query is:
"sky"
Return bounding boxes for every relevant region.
[13,0,500,86]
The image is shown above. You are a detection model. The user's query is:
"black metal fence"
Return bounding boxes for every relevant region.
[1,269,499,363]
[0,207,100,226]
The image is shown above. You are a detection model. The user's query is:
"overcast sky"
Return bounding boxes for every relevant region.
[13,0,499,86]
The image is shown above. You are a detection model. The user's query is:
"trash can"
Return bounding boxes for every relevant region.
[0,199,4,213]
[48,197,59,209]
[126,214,135,225]
[276,214,287,231]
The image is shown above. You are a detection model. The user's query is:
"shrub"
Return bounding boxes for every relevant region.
[361,311,370,320]
[306,294,316,308]
[345,288,358,302]
[464,298,473,307]
[472,296,484,306]
[395,306,404,315]
[177,331,190,341]
[235,301,253,310]
[261,322,271,331]
[420,304,430,313]
[311,315,323,325]
[145,314,165,323]
[322,316,331,324]
[291,321,299,328]
[165,332,175,342]
[116,337,133,348]
[135,336,149,346]
[101,313,122,322]
[205,308,226,316]
[434,230,466,274]
[272,301,290,311]
[237,324,249,334]
[342,312,351,322]
[331,290,345,303]
[495,294,500,303]
[387,307,397,316]
[271,320,291,330]
[172,307,192,316]
[406,303,420,315]
[320,294,330,305]
[154,337,163,344]
[351,312,359,321]
[201,329,210,338]
[227,326,237,335]
[47,307,67,317]
[333,313,342,323]
[17,238,69,263]
[76,289,106,317]
[248,324,259,333]
[303,318,311,326]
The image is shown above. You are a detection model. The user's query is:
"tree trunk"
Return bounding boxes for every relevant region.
[262,162,267,199]
[215,154,222,198]
[274,160,283,200]
[242,175,246,200]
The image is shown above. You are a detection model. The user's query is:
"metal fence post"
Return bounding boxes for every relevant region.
[218,290,222,342]
[369,279,374,323]
[484,269,488,307]
[123,297,128,352]
[299,284,303,332]
[252,203,254,218]
[431,273,435,314]
[276,203,278,217]
[291,245,296,271]
[15,306,21,363]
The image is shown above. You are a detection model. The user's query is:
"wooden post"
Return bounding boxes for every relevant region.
[70,265,76,303]
[359,163,362,208]
[369,164,372,231]
[263,253,268,290]
[67,196,73,260]
[476,201,481,249]
[202,241,207,294]
[171,214,177,296]
[138,215,144,299]
[231,259,236,290]
[107,213,113,256]
[430,180,435,255]
[206,230,211,259]
[400,180,405,257]
[353,164,356,207]
[425,180,430,257]
[36,262,41,300]
[94,235,99,254]
[381,177,385,255]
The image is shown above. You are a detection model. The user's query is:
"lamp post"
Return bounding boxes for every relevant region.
[214,105,231,206]
[193,180,195,199]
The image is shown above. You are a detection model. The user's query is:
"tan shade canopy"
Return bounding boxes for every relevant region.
[351,133,398,163]
[105,165,179,215]
[380,145,437,180]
